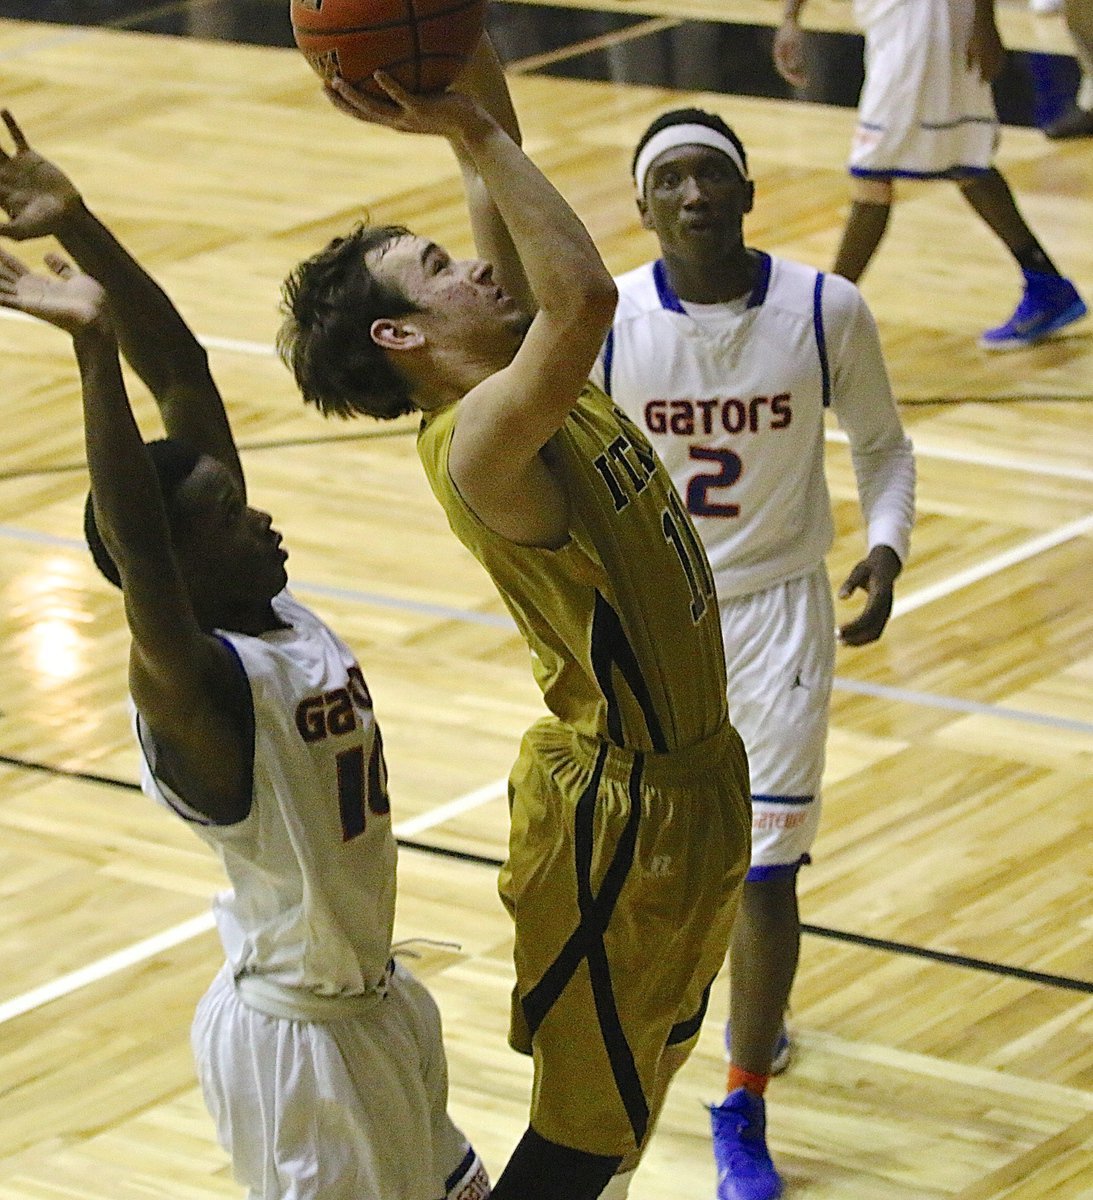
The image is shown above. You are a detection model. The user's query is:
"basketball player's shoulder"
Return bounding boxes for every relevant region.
[763,253,819,307]
[759,254,860,336]
[415,403,457,482]
[612,260,661,318]
[768,254,864,314]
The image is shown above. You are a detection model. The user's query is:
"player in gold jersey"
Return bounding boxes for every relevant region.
[279,37,750,1200]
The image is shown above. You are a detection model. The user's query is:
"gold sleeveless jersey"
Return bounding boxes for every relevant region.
[417,382,728,752]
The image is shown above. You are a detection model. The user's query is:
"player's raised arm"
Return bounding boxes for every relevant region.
[0,110,244,495]
[329,72,616,462]
[0,247,253,821]
[448,34,536,316]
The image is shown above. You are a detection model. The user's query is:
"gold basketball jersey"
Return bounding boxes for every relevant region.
[417,383,728,752]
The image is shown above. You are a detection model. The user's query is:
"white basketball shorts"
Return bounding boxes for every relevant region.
[720,565,835,877]
[850,0,999,179]
[192,959,480,1199]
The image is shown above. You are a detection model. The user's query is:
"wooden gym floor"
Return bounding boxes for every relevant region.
[0,2,1090,1197]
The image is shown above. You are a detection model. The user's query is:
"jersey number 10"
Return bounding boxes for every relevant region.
[336,732,390,841]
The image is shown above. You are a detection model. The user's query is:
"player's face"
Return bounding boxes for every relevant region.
[171,456,289,611]
[368,234,529,352]
[639,145,753,257]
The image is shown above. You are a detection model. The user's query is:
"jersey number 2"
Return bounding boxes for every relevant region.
[686,446,742,518]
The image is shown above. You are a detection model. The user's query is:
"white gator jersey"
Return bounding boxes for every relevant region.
[592,253,914,600]
[135,589,397,1001]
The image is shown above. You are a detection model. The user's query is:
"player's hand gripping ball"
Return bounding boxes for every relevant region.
[290,0,488,96]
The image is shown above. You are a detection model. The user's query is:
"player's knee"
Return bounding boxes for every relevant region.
[742,869,800,919]
[850,176,893,205]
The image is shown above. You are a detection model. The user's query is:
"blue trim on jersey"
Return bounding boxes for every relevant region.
[602,327,615,397]
[753,793,815,806]
[138,634,255,827]
[747,251,772,308]
[216,636,257,820]
[652,254,772,313]
[134,710,217,827]
[812,273,831,408]
[747,855,811,882]
[652,259,687,313]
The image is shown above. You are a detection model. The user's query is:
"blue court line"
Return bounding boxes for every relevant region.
[2,522,1091,735]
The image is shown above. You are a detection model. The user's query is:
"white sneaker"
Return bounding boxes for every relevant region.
[724,1020,794,1076]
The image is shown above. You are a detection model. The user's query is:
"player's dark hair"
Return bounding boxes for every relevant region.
[278,223,420,421]
[84,437,201,590]
[632,108,749,184]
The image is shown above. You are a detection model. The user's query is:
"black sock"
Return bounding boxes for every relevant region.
[1013,241,1059,276]
[490,1128,622,1200]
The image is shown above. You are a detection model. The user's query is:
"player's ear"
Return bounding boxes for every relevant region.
[637,195,654,230]
[742,180,755,215]
[371,318,425,352]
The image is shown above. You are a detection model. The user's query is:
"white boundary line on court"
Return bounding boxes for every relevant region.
[0,912,217,1026]
[824,428,1093,484]
[889,513,1093,619]
[393,776,508,837]
[0,776,509,1027]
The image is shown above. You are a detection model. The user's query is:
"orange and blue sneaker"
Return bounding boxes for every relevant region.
[980,270,1087,351]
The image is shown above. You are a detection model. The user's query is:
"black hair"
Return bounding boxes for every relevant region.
[632,107,749,189]
[84,437,201,589]
[278,223,420,421]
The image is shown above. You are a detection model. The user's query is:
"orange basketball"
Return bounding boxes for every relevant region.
[290,0,488,96]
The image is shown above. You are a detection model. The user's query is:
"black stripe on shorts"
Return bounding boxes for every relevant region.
[520,746,650,1144]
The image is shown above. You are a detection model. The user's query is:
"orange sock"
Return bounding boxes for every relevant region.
[728,1065,770,1097]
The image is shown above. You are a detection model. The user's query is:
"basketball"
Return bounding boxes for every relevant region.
[290,0,488,96]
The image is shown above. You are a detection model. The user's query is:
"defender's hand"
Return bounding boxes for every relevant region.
[0,110,84,241]
[0,246,109,336]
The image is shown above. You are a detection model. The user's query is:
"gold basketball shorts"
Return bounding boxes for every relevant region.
[499,716,751,1157]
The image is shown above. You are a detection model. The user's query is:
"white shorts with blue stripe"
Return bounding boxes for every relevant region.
[720,565,835,877]
[850,0,999,180]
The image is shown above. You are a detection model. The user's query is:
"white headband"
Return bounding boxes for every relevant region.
[633,123,748,195]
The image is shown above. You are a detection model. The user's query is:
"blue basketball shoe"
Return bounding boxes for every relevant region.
[711,1088,783,1200]
[724,1020,793,1075]
[980,270,1087,351]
